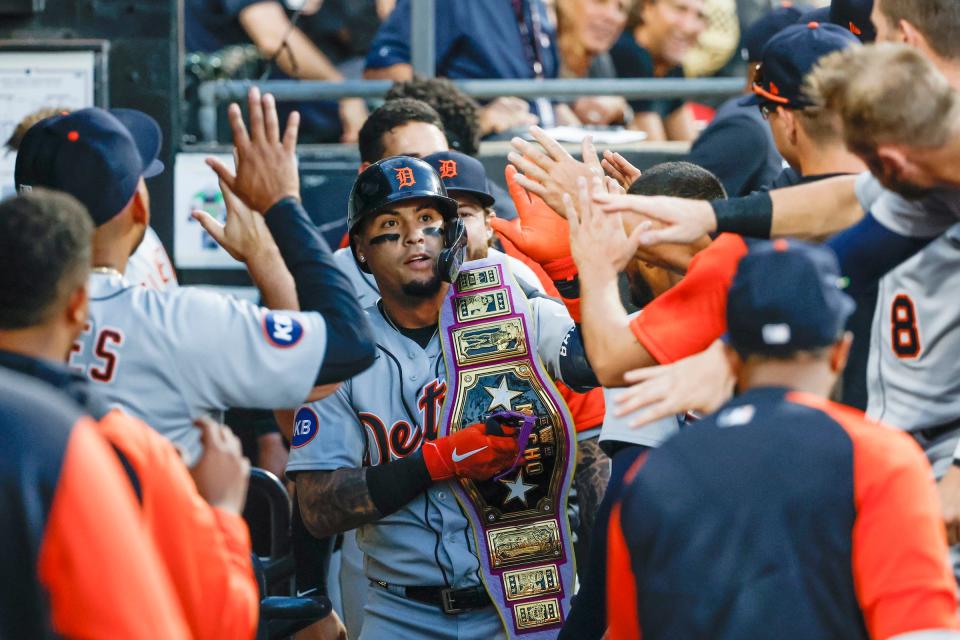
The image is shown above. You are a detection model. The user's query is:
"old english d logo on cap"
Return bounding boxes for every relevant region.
[439,159,458,179]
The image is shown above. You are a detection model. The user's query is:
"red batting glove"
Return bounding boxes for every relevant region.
[490,165,571,267]
[422,423,519,481]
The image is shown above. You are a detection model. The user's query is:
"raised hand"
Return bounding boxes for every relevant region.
[592,191,718,246]
[565,175,645,278]
[614,341,734,427]
[192,178,277,263]
[507,126,604,217]
[601,150,643,191]
[206,86,301,215]
[489,165,571,266]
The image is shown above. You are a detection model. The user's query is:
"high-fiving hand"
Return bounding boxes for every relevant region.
[507,126,605,217]
[207,86,301,215]
[565,175,645,278]
[192,178,277,263]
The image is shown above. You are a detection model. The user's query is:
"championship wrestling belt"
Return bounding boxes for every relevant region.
[438,254,577,638]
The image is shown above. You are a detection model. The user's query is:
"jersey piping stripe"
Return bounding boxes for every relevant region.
[360,271,379,296]
[90,286,136,302]
[374,340,451,587]
[375,344,426,437]
[428,492,451,588]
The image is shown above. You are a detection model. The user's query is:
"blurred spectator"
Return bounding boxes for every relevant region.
[610,0,707,140]
[357,98,448,167]
[555,0,633,127]
[829,0,876,42]
[185,0,368,142]
[384,77,520,220]
[385,76,482,155]
[364,0,556,136]
[685,4,799,195]
[297,0,384,79]
[683,0,739,78]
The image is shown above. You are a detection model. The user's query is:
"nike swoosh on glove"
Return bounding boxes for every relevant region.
[421,423,519,481]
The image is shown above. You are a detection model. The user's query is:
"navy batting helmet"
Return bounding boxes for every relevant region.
[347,156,466,281]
[347,156,459,233]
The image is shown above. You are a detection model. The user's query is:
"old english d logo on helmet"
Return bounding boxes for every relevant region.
[347,156,462,275]
[394,166,416,189]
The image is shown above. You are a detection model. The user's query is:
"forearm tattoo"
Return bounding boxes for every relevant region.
[296,468,383,539]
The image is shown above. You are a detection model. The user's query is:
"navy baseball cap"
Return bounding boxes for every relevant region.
[423,151,495,208]
[725,240,855,356]
[14,108,164,227]
[799,6,831,25]
[741,2,807,62]
[830,0,875,42]
[745,21,860,108]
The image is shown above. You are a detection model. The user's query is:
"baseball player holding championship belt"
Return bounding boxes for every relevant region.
[288,156,600,639]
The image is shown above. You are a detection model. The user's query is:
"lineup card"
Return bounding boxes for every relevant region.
[0,50,96,200]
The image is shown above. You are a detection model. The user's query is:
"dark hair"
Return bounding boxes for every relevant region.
[627,161,727,200]
[624,161,725,309]
[385,76,482,156]
[0,189,92,329]
[358,98,445,163]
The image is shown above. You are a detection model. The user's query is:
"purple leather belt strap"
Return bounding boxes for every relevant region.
[438,255,578,638]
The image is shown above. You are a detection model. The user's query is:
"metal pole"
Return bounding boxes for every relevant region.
[410,0,436,77]
[197,81,219,143]
[201,77,744,102]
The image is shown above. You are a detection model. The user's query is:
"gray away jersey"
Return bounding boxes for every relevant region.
[125,226,178,292]
[855,172,960,239]
[69,271,329,465]
[866,224,960,433]
[333,247,546,311]
[286,294,575,588]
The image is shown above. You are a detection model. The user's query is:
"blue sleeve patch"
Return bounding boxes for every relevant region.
[263,311,305,348]
[292,406,320,448]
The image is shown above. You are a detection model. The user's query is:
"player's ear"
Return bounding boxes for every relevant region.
[875,146,909,184]
[829,331,853,375]
[65,281,89,332]
[780,108,798,145]
[722,342,743,383]
[130,180,150,225]
[898,19,926,49]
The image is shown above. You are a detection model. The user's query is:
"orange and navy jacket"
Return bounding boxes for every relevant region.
[0,366,190,639]
[608,387,960,640]
[0,351,259,640]
[629,233,749,364]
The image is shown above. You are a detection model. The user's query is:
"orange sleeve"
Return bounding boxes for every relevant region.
[629,234,748,364]
[496,230,563,298]
[97,411,259,640]
[789,393,960,639]
[38,419,190,640]
[557,383,606,433]
[607,501,642,640]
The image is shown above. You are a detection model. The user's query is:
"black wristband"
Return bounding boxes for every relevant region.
[710,192,773,238]
[265,196,301,217]
[553,274,580,300]
[366,451,432,516]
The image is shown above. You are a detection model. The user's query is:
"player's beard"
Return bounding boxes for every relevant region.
[402,266,443,298]
[886,178,935,201]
